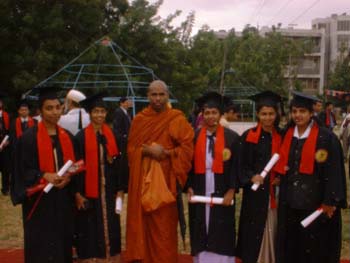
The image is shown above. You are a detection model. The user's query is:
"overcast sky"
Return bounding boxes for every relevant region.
[148,0,350,33]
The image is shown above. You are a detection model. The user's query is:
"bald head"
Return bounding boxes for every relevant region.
[148,80,169,93]
[147,80,169,112]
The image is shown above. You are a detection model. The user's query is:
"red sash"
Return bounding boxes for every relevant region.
[194,125,225,174]
[275,123,319,175]
[246,124,281,208]
[326,110,330,126]
[84,123,119,198]
[16,117,35,138]
[2,111,9,130]
[37,122,75,173]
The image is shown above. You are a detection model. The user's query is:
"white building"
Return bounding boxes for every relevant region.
[260,26,326,95]
[213,13,350,96]
[312,13,350,70]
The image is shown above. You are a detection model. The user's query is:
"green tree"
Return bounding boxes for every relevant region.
[329,53,350,92]
[227,28,306,97]
[0,0,128,98]
[0,0,311,115]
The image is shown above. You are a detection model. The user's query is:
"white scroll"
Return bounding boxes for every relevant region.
[115,196,123,214]
[43,160,74,193]
[301,208,323,228]
[189,195,234,205]
[251,153,280,191]
[0,135,9,150]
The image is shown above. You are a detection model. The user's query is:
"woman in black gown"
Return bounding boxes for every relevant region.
[74,93,123,263]
[236,91,283,263]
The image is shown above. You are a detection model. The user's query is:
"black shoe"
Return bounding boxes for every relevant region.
[1,190,9,196]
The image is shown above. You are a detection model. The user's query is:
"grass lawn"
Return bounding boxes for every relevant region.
[0,184,349,259]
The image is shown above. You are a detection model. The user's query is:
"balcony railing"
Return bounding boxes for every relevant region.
[283,66,320,76]
[296,67,320,75]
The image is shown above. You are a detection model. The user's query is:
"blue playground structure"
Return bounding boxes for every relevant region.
[25,36,177,116]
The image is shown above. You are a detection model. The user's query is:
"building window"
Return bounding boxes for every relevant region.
[318,23,326,30]
[337,35,350,51]
[312,79,319,90]
[300,79,319,91]
[337,20,350,31]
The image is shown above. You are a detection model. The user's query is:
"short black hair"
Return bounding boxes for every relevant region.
[325,101,333,107]
[313,100,322,105]
[224,104,239,113]
[120,97,128,103]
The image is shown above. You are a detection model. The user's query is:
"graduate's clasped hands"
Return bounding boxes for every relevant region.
[187,187,234,207]
[321,204,337,218]
[251,174,280,186]
[43,172,71,189]
[142,143,170,161]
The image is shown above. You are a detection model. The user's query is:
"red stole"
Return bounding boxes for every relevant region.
[326,110,330,126]
[275,123,319,175]
[246,124,281,208]
[194,125,225,174]
[16,117,35,138]
[37,122,75,173]
[84,123,119,198]
[325,110,335,127]
[2,111,9,130]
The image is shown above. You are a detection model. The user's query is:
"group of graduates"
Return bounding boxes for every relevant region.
[0,80,347,263]
[188,90,347,263]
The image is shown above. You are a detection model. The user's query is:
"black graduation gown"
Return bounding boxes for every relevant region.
[319,111,336,130]
[0,114,10,194]
[187,127,240,257]
[276,126,347,263]
[9,118,37,148]
[236,128,279,263]
[112,107,131,192]
[75,129,121,259]
[11,126,75,263]
[9,118,37,177]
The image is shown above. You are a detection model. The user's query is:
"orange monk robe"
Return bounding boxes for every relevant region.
[125,106,194,263]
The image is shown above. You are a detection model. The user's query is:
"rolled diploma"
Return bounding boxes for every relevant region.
[0,135,9,149]
[251,153,280,191]
[189,195,234,205]
[301,208,323,228]
[43,160,74,193]
[115,197,123,214]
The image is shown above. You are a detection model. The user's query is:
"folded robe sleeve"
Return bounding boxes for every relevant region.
[168,115,194,188]
[322,133,347,208]
[11,128,42,205]
[238,131,256,187]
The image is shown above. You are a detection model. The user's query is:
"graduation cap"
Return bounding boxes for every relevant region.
[195,91,232,113]
[66,89,86,103]
[34,86,64,108]
[290,91,319,111]
[249,90,286,116]
[16,99,31,109]
[0,91,8,100]
[80,92,107,112]
[249,91,282,107]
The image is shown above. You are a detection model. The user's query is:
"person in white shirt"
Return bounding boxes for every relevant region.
[339,104,350,160]
[59,89,90,135]
[220,104,239,128]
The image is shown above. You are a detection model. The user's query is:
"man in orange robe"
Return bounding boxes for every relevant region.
[125,80,194,263]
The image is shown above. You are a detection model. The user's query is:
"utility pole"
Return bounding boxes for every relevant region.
[219,39,228,95]
[288,54,293,100]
